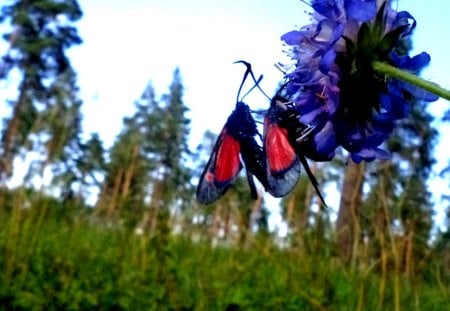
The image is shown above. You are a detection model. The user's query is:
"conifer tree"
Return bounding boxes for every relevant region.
[97,69,192,230]
[95,83,159,226]
[143,68,191,234]
[363,99,437,275]
[0,0,83,180]
[52,133,105,204]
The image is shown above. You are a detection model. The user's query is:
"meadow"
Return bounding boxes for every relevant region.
[0,190,448,310]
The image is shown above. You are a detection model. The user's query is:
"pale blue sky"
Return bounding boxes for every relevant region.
[69,0,449,148]
[70,0,309,147]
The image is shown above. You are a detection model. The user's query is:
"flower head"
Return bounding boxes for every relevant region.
[280,0,438,162]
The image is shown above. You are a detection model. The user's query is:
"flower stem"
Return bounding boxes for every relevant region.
[372,61,450,101]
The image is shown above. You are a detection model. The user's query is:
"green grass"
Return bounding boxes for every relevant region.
[0,203,449,310]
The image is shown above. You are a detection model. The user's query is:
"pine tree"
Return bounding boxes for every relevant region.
[280,175,313,250]
[0,0,83,180]
[95,83,159,226]
[52,133,105,204]
[141,68,192,235]
[386,99,435,276]
[432,207,450,283]
[96,69,192,230]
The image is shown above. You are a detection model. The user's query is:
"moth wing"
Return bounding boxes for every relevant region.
[196,129,242,204]
[264,118,300,197]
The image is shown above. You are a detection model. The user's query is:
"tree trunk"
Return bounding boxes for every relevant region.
[285,178,311,250]
[402,221,415,277]
[1,83,27,179]
[336,159,365,264]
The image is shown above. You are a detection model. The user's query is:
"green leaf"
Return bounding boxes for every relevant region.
[376,25,409,58]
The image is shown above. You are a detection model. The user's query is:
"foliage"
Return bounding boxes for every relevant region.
[0,0,83,179]
[0,200,448,310]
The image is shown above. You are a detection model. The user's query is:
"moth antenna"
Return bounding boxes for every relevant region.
[246,68,271,101]
[233,60,252,102]
[240,75,264,101]
[234,60,271,101]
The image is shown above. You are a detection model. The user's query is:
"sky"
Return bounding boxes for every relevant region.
[1,0,450,231]
[69,0,310,147]
[68,0,450,147]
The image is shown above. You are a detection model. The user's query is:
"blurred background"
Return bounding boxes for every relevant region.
[0,0,449,309]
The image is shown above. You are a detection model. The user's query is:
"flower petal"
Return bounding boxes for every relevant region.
[344,0,377,22]
[281,30,305,45]
[312,0,342,20]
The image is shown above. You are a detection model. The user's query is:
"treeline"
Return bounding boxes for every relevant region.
[0,1,449,309]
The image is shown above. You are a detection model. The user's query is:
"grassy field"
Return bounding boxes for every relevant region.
[0,199,448,310]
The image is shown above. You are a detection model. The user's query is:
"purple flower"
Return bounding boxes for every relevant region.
[279,0,438,162]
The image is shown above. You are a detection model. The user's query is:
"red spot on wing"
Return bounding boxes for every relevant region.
[204,172,214,183]
[265,119,296,175]
[214,132,241,185]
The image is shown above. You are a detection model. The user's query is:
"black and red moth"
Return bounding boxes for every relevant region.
[196,101,267,204]
[266,86,328,207]
[196,62,327,206]
[196,62,268,204]
[263,91,301,197]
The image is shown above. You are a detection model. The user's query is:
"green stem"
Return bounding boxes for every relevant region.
[372,60,450,101]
